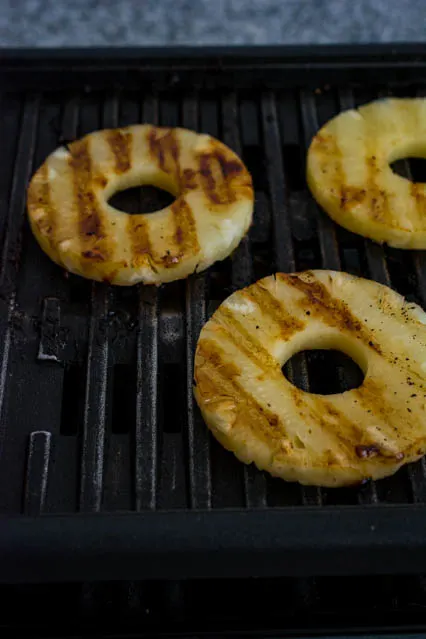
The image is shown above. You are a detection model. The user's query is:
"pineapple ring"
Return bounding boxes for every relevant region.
[307,97,426,249]
[27,125,253,286]
[194,269,426,487]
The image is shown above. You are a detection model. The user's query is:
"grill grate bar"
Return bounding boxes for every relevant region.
[183,94,212,509]
[79,96,117,512]
[61,96,79,145]
[0,94,39,291]
[365,242,391,288]
[79,283,110,512]
[0,95,39,508]
[223,92,254,289]
[414,252,426,306]
[0,310,11,463]
[0,97,39,467]
[222,91,267,508]
[299,90,340,271]
[23,430,51,515]
[261,92,296,273]
[0,96,22,263]
[134,95,160,511]
[135,287,159,510]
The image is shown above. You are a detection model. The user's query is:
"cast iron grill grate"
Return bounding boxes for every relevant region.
[3,85,426,513]
[2,48,426,583]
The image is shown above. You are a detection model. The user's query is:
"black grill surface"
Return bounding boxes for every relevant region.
[2,46,426,584]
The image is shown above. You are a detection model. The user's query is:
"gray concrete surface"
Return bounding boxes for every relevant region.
[0,0,424,47]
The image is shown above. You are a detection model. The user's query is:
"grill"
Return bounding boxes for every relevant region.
[2,46,426,590]
[3,576,426,637]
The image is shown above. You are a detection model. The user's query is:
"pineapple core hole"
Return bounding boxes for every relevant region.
[109,185,175,215]
[283,349,365,395]
[390,157,426,183]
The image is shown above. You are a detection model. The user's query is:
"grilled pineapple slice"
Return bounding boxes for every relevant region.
[194,270,426,487]
[307,98,426,249]
[27,125,253,285]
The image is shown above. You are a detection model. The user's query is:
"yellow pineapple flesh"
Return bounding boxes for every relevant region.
[307,98,426,249]
[194,270,426,487]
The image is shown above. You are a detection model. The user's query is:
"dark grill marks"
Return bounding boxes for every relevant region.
[288,385,362,462]
[217,154,244,179]
[128,217,153,267]
[310,131,354,215]
[147,127,180,176]
[358,105,389,225]
[59,124,251,279]
[199,154,218,201]
[196,339,286,442]
[70,139,110,262]
[340,185,367,210]
[198,147,249,206]
[308,396,371,460]
[366,154,390,224]
[28,164,58,261]
[245,282,305,339]
[355,378,423,447]
[282,272,382,353]
[311,106,391,228]
[213,306,281,374]
[181,167,197,191]
[170,198,200,260]
[106,129,132,174]
[128,197,199,271]
[311,133,345,204]
[290,389,398,466]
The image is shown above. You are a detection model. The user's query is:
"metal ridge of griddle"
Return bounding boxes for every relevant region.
[1,46,426,584]
[2,506,426,583]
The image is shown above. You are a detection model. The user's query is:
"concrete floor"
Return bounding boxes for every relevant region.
[0,0,425,47]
